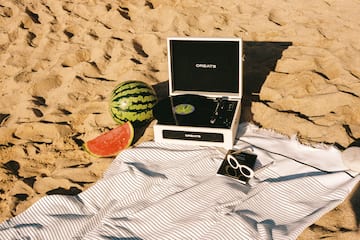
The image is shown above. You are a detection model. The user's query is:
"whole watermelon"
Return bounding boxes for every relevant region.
[110,80,158,127]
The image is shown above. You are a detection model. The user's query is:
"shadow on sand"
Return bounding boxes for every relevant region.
[240,41,292,122]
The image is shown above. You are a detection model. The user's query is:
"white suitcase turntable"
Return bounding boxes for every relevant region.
[153,37,243,149]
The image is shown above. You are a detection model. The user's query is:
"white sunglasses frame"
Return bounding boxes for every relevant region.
[226,153,255,178]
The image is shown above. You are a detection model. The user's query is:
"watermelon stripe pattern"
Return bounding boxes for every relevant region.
[110,81,157,126]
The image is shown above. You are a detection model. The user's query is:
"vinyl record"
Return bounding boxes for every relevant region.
[153,94,213,126]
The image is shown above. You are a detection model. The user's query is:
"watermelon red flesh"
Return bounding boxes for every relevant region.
[84,122,134,157]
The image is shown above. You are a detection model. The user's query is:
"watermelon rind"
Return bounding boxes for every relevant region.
[110,80,157,126]
[83,122,134,157]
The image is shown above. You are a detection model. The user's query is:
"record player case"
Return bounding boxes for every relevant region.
[153,37,243,149]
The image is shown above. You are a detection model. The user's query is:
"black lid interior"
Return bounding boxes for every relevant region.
[168,38,242,98]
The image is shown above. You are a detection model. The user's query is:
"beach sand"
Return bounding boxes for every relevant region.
[0,0,359,239]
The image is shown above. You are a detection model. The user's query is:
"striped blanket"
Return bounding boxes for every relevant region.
[0,123,358,240]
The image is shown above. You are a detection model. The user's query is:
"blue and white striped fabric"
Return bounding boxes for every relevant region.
[0,123,359,240]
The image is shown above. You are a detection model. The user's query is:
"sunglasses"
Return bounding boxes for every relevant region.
[217,149,257,183]
[227,153,255,178]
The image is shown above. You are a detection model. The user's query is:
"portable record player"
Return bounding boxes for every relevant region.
[153,37,243,149]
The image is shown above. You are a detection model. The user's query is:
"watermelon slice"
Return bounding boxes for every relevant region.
[83,122,134,157]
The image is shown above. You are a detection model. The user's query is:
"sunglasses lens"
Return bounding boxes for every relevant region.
[242,168,251,176]
[240,165,255,178]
